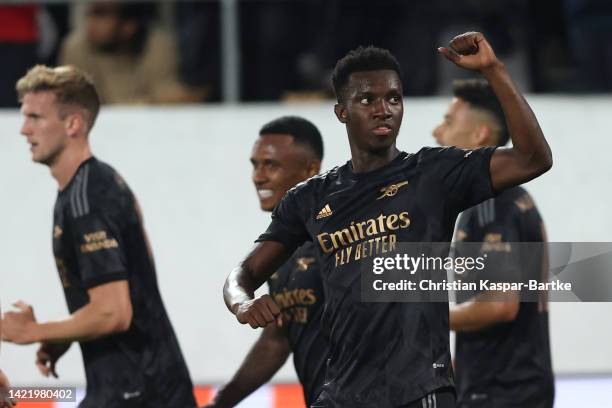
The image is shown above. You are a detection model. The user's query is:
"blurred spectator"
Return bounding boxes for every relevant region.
[0,5,38,107]
[563,0,612,92]
[240,0,312,101]
[60,1,205,104]
[525,0,574,93]
[42,3,71,66]
[175,1,221,101]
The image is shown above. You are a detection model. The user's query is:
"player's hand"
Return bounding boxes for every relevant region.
[0,369,15,408]
[1,301,38,345]
[233,294,282,329]
[35,342,71,378]
[438,32,502,73]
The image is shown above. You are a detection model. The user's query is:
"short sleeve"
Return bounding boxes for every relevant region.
[475,219,522,285]
[458,202,522,286]
[71,211,128,289]
[257,187,310,252]
[429,146,497,213]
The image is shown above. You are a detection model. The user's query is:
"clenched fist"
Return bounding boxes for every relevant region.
[438,32,502,73]
[233,294,282,329]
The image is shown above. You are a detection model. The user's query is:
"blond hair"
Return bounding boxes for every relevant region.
[16,65,100,130]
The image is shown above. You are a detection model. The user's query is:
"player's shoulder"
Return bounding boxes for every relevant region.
[498,185,541,215]
[415,145,495,164]
[285,164,346,201]
[293,240,319,262]
[65,157,132,218]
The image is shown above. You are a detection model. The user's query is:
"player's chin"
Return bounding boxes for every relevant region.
[367,132,398,150]
[31,153,45,163]
[259,199,277,212]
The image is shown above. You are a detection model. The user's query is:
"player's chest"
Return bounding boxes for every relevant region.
[269,258,323,318]
[52,204,82,291]
[306,172,447,254]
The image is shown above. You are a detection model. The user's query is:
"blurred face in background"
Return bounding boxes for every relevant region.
[85,2,137,52]
[251,134,319,212]
[20,91,70,166]
[432,97,483,149]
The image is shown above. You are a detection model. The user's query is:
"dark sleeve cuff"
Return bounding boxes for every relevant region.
[83,271,128,289]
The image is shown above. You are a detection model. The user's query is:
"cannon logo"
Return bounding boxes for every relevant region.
[377,180,409,200]
[296,257,315,271]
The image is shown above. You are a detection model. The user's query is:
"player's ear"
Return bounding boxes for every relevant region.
[475,124,491,146]
[307,160,321,178]
[334,103,347,124]
[65,111,85,138]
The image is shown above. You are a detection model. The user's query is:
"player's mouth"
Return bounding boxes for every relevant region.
[29,142,38,152]
[371,124,393,136]
[257,189,274,199]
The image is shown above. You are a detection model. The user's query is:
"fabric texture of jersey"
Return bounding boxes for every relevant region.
[267,242,327,406]
[453,186,555,408]
[258,146,496,407]
[52,157,196,408]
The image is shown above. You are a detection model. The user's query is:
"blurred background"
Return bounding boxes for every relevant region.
[1,1,612,407]
[1,0,611,107]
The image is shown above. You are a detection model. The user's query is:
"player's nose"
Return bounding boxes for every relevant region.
[252,166,268,185]
[373,99,392,119]
[20,121,32,137]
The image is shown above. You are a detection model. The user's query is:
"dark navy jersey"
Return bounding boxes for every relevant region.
[258,147,496,407]
[267,242,327,406]
[52,157,196,408]
[454,186,554,408]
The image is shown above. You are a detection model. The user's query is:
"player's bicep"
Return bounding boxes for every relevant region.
[490,147,542,192]
[87,280,133,328]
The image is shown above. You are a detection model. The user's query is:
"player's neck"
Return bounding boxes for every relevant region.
[350,146,400,174]
[50,144,93,191]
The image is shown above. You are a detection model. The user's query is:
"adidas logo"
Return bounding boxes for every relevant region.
[316,204,333,219]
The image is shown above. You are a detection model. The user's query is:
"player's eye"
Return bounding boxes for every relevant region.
[389,96,401,104]
[360,97,371,105]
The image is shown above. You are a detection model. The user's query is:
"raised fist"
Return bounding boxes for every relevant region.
[438,32,502,73]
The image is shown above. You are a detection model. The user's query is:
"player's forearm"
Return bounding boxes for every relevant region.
[33,302,130,343]
[212,327,291,407]
[224,265,258,314]
[450,291,519,332]
[483,64,552,173]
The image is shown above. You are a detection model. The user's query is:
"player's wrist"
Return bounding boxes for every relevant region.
[29,321,45,343]
[230,302,243,315]
[480,60,506,78]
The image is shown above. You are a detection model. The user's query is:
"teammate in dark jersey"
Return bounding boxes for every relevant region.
[224,32,553,408]
[206,117,327,408]
[433,79,554,407]
[2,65,196,407]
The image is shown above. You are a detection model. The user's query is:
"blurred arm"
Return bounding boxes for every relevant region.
[208,325,291,408]
[450,290,519,332]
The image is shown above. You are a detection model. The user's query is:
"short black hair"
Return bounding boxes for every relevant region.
[452,79,509,146]
[332,46,402,102]
[259,116,324,160]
